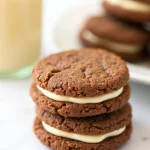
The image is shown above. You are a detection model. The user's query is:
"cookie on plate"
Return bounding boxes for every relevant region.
[102,0,150,23]
[34,104,132,150]
[31,49,130,117]
[79,16,150,61]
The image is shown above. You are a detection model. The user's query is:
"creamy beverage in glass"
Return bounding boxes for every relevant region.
[0,0,42,78]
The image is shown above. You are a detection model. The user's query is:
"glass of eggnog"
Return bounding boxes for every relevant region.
[0,0,42,78]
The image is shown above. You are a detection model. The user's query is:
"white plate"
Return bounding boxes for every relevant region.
[53,2,150,85]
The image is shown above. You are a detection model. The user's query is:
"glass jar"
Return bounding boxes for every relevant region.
[0,0,42,78]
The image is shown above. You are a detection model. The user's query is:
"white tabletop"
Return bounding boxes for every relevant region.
[0,80,150,150]
[0,0,150,150]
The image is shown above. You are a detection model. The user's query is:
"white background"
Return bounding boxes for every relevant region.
[0,0,150,150]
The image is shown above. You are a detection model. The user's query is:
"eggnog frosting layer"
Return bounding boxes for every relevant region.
[83,30,143,54]
[37,85,123,104]
[42,121,126,143]
[105,0,150,13]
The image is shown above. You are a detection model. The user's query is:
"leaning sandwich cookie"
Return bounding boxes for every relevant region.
[79,16,149,61]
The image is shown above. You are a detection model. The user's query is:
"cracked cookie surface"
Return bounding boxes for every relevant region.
[32,49,129,98]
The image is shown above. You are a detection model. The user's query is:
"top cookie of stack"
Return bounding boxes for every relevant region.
[31,49,130,117]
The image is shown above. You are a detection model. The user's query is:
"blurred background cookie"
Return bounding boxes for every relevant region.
[79,15,149,61]
[102,0,150,23]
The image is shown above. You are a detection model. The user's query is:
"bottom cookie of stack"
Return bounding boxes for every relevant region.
[34,104,132,150]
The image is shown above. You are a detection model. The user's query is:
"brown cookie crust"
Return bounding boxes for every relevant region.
[79,31,148,62]
[36,104,132,135]
[34,117,132,150]
[102,1,150,22]
[30,83,130,117]
[32,49,129,98]
[81,16,150,44]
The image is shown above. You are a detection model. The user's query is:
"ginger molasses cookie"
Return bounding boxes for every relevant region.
[32,49,129,97]
[79,16,149,61]
[31,49,130,117]
[34,117,132,150]
[31,83,130,117]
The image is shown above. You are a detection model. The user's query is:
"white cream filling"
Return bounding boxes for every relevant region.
[105,0,150,13]
[83,30,143,54]
[42,121,126,143]
[37,85,123,104]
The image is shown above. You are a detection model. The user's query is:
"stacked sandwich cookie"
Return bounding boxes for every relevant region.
[30,49,132,150]
[79,0,150,62]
